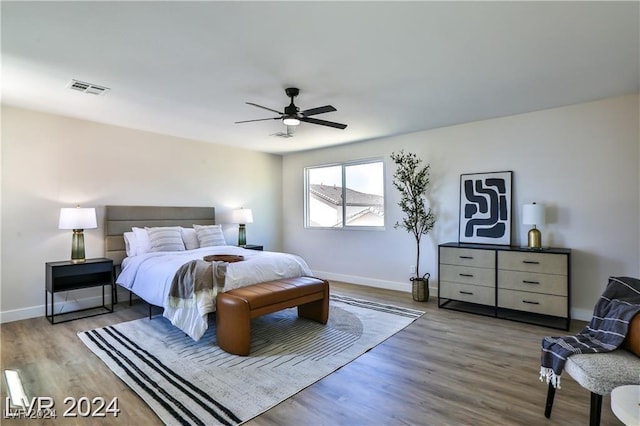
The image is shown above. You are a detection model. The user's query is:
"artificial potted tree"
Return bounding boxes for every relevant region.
[391,150,436,301]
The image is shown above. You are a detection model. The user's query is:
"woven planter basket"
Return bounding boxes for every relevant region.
[410,273,430,302]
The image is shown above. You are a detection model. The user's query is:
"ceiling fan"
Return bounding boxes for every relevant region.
[235,87,347,130]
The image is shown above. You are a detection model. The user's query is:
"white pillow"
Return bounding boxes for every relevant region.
[145,227,186,252]
[123,231,137,257]
[194,224,227,247]
[180,227,199,250]
[132,227,151,255]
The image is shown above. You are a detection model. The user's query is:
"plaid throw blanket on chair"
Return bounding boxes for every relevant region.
[540,276,640,388]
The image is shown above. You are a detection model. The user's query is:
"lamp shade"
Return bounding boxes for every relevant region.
[522,203,545,226]
[230,208,253,224]
[58,207,97,230]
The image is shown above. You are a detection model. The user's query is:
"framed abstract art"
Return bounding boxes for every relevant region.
[458,171,512,245]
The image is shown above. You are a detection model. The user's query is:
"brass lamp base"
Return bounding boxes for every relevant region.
[71,229,86,263]
[527,226,542,249]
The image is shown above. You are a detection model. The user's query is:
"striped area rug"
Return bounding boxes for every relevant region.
[78,294,424,425]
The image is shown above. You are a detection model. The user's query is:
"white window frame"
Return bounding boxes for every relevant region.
[304,158,385,230]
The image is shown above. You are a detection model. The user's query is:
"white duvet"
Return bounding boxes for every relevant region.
[116,245,313,339]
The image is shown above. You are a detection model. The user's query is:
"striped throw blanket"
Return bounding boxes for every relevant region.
[540,276,640,388]
[163,260,227,341]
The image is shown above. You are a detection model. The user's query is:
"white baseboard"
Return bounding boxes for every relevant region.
[0,305,44,324]
[312,270,437,294]
[0,289,129,324]
[0,276,593,325]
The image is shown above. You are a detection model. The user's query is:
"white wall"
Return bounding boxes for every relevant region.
[282,94,640,321]
[1,106,283,322]
[2,96,638,323]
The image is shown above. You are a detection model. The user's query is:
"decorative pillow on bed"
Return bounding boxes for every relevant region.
[193,224,227,247]
[145,226,186,252]
[180,227,199,250]
[132,227,151,254]
[123,231,137,257]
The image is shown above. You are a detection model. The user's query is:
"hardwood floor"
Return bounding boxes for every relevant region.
[0,282,623,425]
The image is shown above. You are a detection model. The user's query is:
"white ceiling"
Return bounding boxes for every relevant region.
[2,1,638,155]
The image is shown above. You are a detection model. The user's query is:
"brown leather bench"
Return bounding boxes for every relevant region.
[215,276,329,356]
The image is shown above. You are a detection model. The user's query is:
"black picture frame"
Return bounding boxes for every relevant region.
[458,171,513,245]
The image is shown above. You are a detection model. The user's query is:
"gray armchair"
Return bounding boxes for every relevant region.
[544,313,640,426]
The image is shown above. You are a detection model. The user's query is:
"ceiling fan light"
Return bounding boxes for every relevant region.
[282,117,300,126]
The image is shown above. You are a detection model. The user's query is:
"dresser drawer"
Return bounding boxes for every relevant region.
[440,281,495,306]
[498,270,568,296]
[440,247,495,268]
[440,264,495,287]
[498,289,567,317]
[498,251,567,275]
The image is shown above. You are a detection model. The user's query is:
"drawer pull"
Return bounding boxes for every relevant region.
[460,291,474,295]
[522,260,540,265]
[459,256,474,259]
[522,280,540,285]
[522,300,540,305]
[459,273,474,277]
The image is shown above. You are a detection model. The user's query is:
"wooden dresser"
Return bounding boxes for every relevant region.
[438,242,571,330]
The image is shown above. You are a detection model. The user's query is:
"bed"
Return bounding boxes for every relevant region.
[104,205,313,340]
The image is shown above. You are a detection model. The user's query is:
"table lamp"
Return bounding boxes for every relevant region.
[58,206,97,263]
[523,202,545,249]
[231,208,253,247]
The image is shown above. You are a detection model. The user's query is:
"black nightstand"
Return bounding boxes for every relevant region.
[45,258,114,324]
[243,244,263,251]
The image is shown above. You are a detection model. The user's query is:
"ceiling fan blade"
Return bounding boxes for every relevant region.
[246,102,283,115]
[301,105,337,117]
[235,117,280,124]
[300,116,347,129]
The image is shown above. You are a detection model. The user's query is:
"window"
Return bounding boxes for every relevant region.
[304,159,385,229]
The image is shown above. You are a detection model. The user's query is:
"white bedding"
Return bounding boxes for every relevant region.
[116,245,313,339]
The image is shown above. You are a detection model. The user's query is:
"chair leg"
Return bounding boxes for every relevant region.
[589,392,602,426]
[544,382,556,418]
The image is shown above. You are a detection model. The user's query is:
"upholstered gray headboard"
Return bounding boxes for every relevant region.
[105,205,215,266]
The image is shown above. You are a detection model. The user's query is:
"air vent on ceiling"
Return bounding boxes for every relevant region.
[67,79,110,96]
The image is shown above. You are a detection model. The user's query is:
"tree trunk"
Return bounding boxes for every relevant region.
[415,237,421,278]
